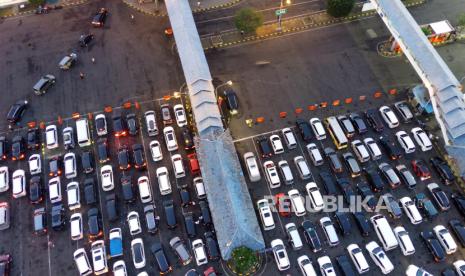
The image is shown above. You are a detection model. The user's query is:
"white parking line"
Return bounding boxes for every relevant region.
[233,127,295,143]
[39,143,53,276]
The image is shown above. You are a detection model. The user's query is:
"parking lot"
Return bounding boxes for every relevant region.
[0,96,224,275]
[234,97,465,275]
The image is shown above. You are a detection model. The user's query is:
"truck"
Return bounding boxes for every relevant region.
[109,228,123,258]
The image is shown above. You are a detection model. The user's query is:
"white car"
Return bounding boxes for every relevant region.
[306,143,323,166]
[131,238,146,269]
[363,137,382,160]
[400,197,422,225]
[317,256,336,276]
[271,239,290,271]
[64,152,77,179]
[365,241,394,274]
[405,265,432,276]
[269,135,284,154]
[91,240,108,275]
[113,260,127,276]
[70,213,83,241]
[243,152,261,182]
[48,176,62,203]
[95,114,108,136]
[138,176,153,203]
[396,131,416,154]
[67,182,81,210]
[320,217,339,247]
[192,239,208,266]
[281,128,297,149]
[257,199,275,231]
[100,165,114,191]
[28,154,42,175]
[163,126,178,152]
[127,211,142,236]
[0,166,8,192]
[288,189,306,216]
[156,167,172,195]
[297,255,317,276]
[411,127,432,151]
[73,248,93,276]
[433,225,457,254]
[149,140,163,161]
[347,244,369,274]
[351,139,370,163]
[379,106,399,128]
[144,110,158,136]
[264,161,280,189]
[45,124,59,149]
[310,118,326,140]
[393,226,415,256]
[305,182,324,211]
[173,104,187,127]
[453,260,465,276]
[12,169,26,198]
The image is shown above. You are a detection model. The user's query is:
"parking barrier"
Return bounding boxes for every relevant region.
[256,117,265,123]
[374,91,383,98]
[295,108,303,114]
[123,102,132,109]
[163,95,171,101]
[320,102,328,108]
[58,116,63,125]
[279,112,287,118]
[332,100,340,106]
[345,98,353,104]
[39,122,45,129]
[389,89,397,95]
[27,122,36,129]
[359,95,367,101]
[308,105,317,111]
[71,113,80,120]
[134,101,140,109]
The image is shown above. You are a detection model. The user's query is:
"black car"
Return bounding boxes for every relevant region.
[349,112,367,134]
[126,113,138,136]
[183,212,196,238]
[421,231,446,262]
[301,220,322,252]
[33,207,47,235]
[416,193,439,219]
[336,178,351,192]
[199,200,212,226]
[428,183,450,211]
[449,219,465,247]
[81,151,94,174]
[29,176,43,204]
[79,33,94,47]
[336,254,357,276]
[48,156,62,177]
[319,171,337,195]
[204,231,220,260]
[150,242,172,275]
[27,128,40,150]
[117,146,130,170]
[51,204,65,231]
[383,193,402,219]
[363,168,384,192]
[121,175,135,203]
[84,178,97,205]
[352,212,371,237]
[97,138,109,163]
[132,144,146,169]
[296,119,313,142]
[112,115,127,137]
[334,212,352,236]
[256,137,272,158]
[87,208,103,240]
[223,89,239,115]
[11,136,25,161]
[105,194,118,222]
[179,187,192,207]
[357,183,377,211]
[6,100,28,124]
[379,135,402,160]
[342,187,356,205]
[144,205,158,234]
[181,127,195,150]
[442,269,457,276]
[430,157,455,184]
[365,109,384,132]
[163,200,177,229]
[0,137,6,160]
[92,8,107,27]
[453,193,465,217]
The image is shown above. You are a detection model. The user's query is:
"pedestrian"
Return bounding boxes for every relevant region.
[91,57,95,63]
[240,30,245,36]
[79,72,84,79]
[130,14,134,20]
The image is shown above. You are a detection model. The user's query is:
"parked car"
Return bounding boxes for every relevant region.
[357,183,377,211]
[92,8,107,27]
[223,89,239,115]
[452,193,465,217]
[449,219,465,247]
[169,237,192,266]
[324,147,343,173]
[421,231,446,262]
[396,164,417,189]
[415,193,439,219]
[430,157,455,184]
[160,104,173,125]
[394,101,414,122]
[27,128,40,150]
[33,74,56,95]
[379,106,399,128]
[150,242,172,274]
[366,241,394,274]
[296,119,313,142]
[95,114,107,136]
[87,208,103,240]
[364,168,384,192]
[271,239,290,271]
[6,100,28,123]
[378,163,400,188]
[382,193,402,219]
[365,109,384,132]
[412,159,431,180]
[301,220,322,252]
[342,152,360,178]
[11,136,25,161]
[317,256,336,276]
[433,225,457,254]
[352,212,371,237]
[337,115,355,138]
[400,196,423,225]
[393,226,415,256]
[349,112,368,134]
[379,135,402,160]
[412,127,432,151]
[131,238,146,269]
[257,137,273,158]
[427,183,451,211]
[97,138,109,163]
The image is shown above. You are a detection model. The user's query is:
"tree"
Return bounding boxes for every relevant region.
[234,8,263,34]
[229,247,258,274]
[458,13,465,27]
[327,0,355,18]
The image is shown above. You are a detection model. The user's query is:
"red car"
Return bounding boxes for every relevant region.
[275,193,291,217]
[204,267,217,276]
[412,159,431,180]
[187,153,200,175]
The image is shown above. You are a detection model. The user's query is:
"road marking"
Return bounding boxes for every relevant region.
[40,141,53,276]
[233,126,295,143]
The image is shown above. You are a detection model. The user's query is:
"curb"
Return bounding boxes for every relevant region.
[0,0,87,19]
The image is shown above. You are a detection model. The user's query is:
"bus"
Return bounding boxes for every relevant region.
[325,116,348,149]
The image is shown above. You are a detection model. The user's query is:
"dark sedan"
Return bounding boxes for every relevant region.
[421,231,446,262]
[6,100,28,124]
[430,157,455,184]
[132,144,146,169]
[11,136,25,161]
[27,128,40,150]
[296,119,313,142]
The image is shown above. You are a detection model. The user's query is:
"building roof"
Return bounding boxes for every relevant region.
[429,20,454,35]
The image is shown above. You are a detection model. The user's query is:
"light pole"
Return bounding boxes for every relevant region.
[214,80,233,99]
[276,0,291,31]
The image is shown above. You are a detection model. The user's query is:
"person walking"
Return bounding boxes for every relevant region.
[91,57,95,63]
[79,72,85,79]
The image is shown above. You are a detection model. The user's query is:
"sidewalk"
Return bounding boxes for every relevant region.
[122,0,242,17]
[200,0,425,50]
[0,0,87,19]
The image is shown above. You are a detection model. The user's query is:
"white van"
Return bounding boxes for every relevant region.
[49,177,62,204]
[64,152,77,179]
[156,167,172,195]
[288,189,306,216]
[393,226,415,256]
[67,182,81,210]
[285,223,303,250]
[144,110,158,136]
[306,143,323,166]
[370,214,398,251]
[73,248,93,276]
[294,156,311,180]
[278,160,293,185]
[351,140,370,163]
[320,217,339,247]
[76,118,91,147]
[281,128,297,149]
[171,154,185,178]
[243,152,261,182]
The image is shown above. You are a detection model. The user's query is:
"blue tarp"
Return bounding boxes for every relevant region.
[412,85,433,114]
